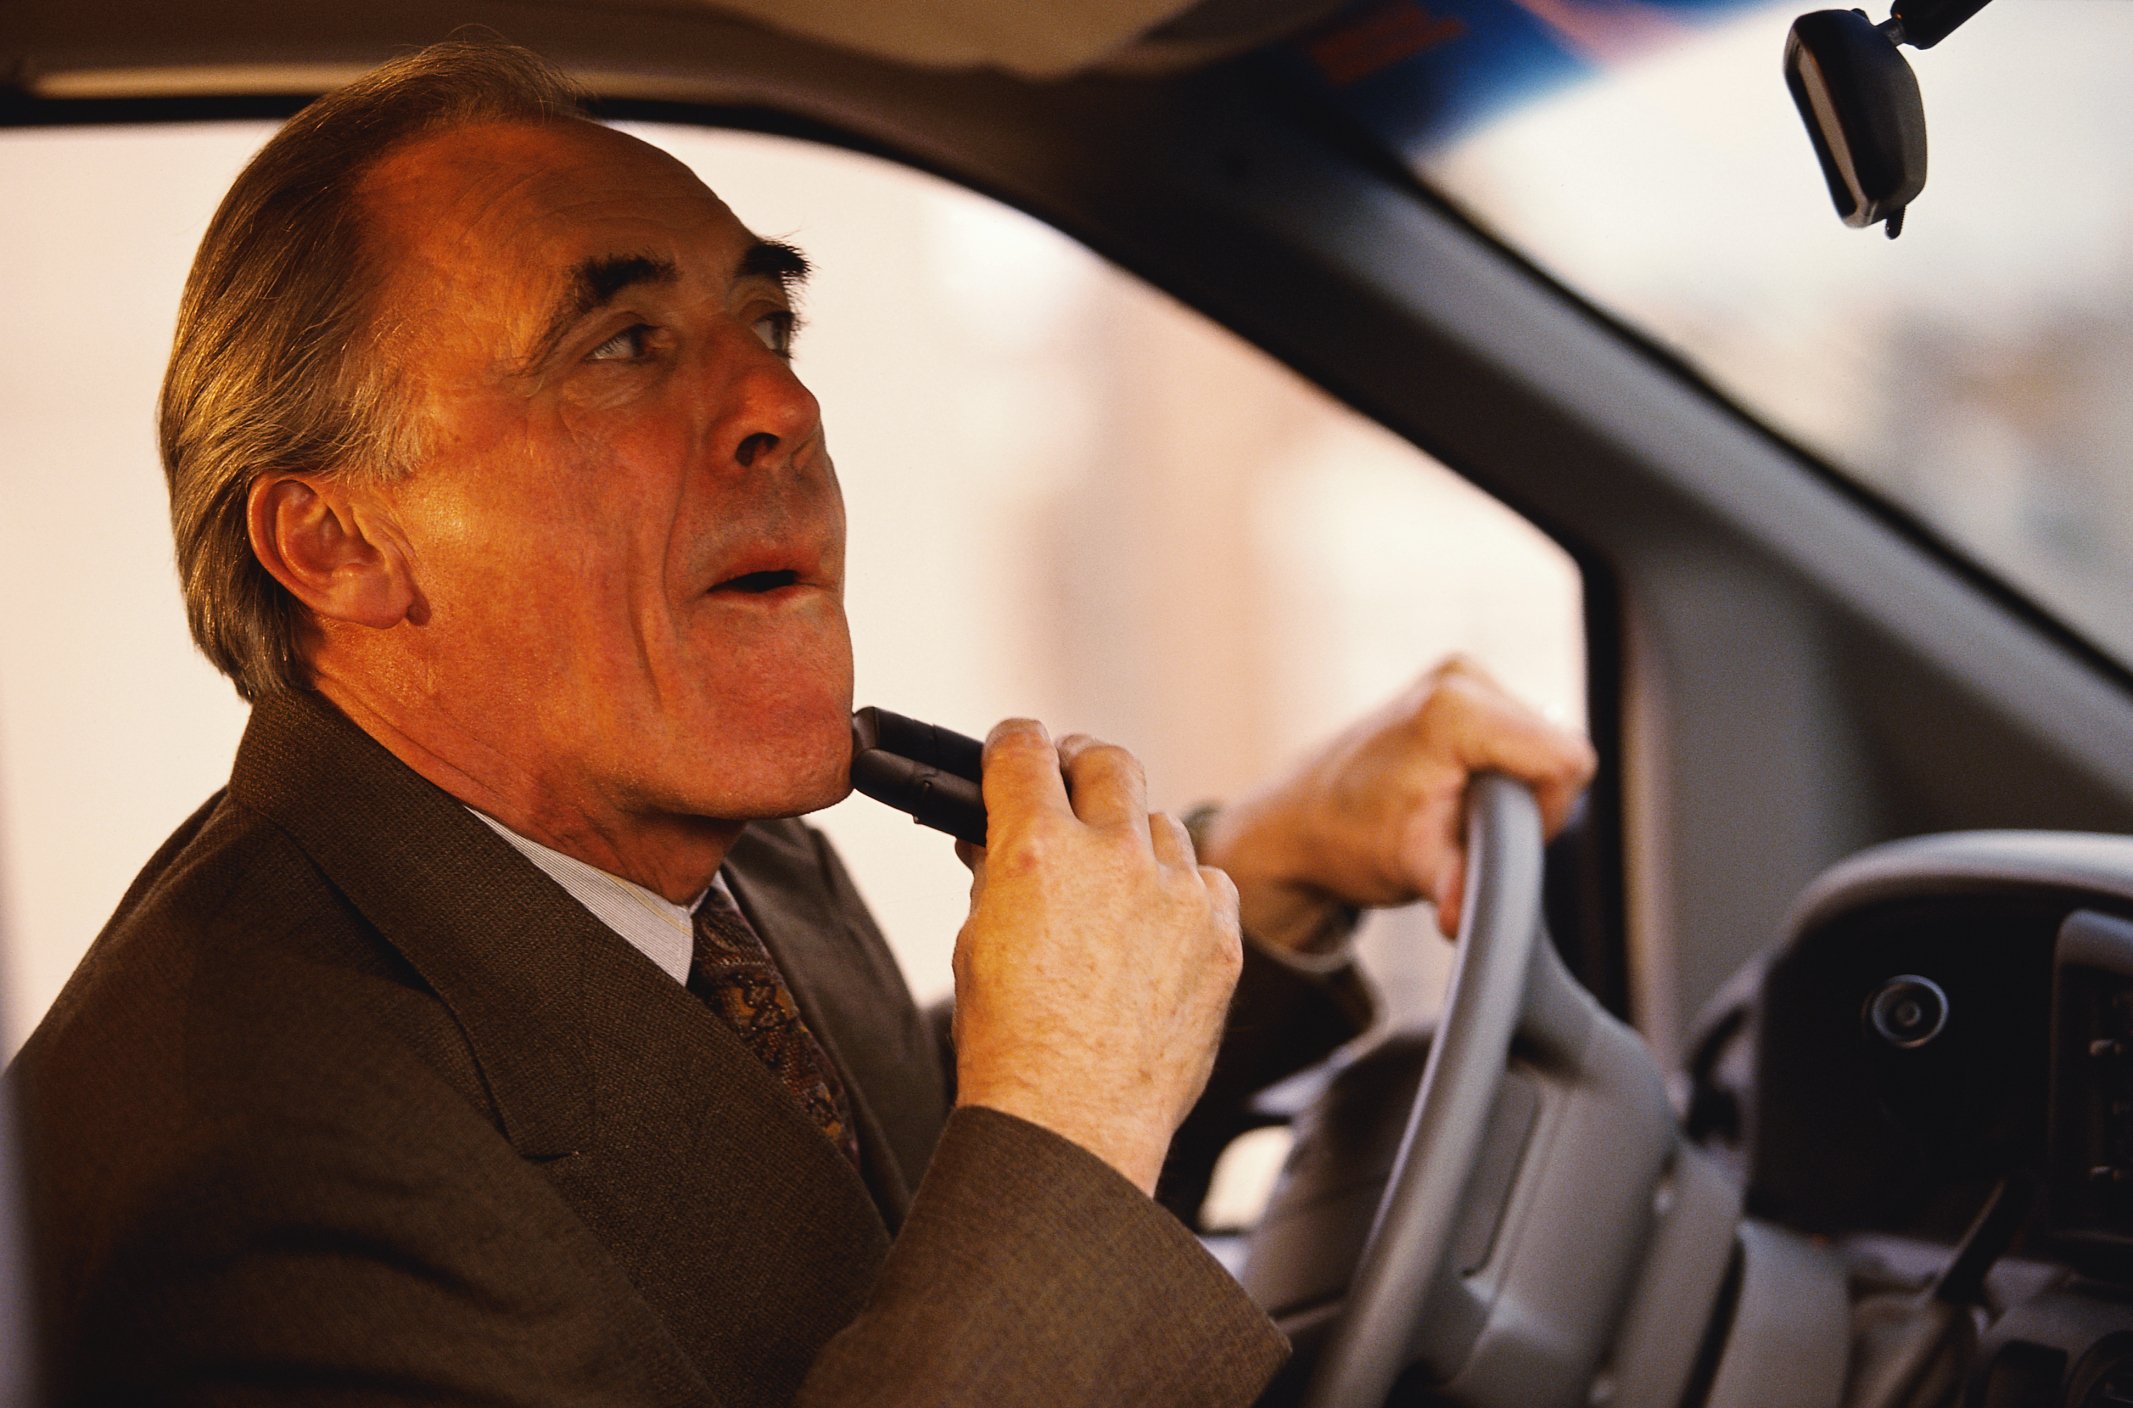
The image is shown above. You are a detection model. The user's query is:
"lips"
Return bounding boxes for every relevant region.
[695,512,840,601]
[712,568,802,595]
[700,541,832,600]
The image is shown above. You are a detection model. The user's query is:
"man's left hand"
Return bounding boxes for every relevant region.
[1196,657,1596,946]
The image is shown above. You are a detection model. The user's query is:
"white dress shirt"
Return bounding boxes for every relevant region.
[470,810,717,985]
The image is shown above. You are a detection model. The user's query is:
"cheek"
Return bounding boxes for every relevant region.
[481,409,676,564]
[393,469,665,693]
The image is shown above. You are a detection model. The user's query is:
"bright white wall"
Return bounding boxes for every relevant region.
[0,126,260,1050]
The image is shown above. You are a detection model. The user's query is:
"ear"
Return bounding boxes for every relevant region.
[247,473,420,630]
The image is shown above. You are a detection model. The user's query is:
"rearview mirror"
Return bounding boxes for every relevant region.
[1783,9,1927,237]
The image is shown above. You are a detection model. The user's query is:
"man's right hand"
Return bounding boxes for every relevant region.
[949,719,1243,1196]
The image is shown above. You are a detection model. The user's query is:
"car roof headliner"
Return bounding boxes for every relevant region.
[0,0,1343,100]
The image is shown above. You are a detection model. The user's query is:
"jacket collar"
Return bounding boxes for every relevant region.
[230,690,597,1159]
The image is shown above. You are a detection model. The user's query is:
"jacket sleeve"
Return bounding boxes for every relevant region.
[798,1106,1288,1408]
[62,1105,1286,1408]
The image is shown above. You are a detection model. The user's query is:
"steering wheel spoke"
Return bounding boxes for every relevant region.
[1291,771,1736,1408]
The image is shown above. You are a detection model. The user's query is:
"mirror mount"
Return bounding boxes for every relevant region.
[1887,0,1994,49]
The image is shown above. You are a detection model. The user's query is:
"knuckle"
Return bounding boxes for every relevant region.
[1199,863,1238,903]
[1416,681,1465,727]
[1151,810,1192,852]
[1080,740,1140,775]
[1197,874,1243,953]
[1420,669,1498,726]
[984,723,1056,769]
[1154,862,1198,905]
[1093,825,1143,865]
[985,823,1056,876]
[1024,811,1073,848]
[1440,670,1485,705]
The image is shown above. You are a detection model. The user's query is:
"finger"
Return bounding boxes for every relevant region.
[1199,864,1241,932]
[1537,737,1601,836]
[1149,811,1195,869]
[1431,680,1597,838]
[1517,736,1597,838]
[1424,653,1499,692]
[982,718,1073,831]
[1057,734,1149,837]
[955,840,988,901]
[1434,850,1466,939]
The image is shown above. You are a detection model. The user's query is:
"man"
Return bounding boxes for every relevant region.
[10,38,1595,1408]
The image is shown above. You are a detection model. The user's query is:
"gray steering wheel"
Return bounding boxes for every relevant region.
[1298,773,1548,1408]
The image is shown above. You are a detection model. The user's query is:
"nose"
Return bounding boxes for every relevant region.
[720,331,821,471]
[736,432,777,468]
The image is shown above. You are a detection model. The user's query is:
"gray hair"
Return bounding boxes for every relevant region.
[159,38,586,701]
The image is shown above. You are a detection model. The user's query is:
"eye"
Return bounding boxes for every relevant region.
[753,310,799,360]
[587,324,654,362]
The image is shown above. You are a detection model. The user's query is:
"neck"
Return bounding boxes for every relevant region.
[314,673,742,904]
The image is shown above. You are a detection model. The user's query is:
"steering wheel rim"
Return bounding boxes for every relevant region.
[1299,773,1548,1408]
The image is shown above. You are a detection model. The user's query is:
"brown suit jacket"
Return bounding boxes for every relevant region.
[11,692,1368,1406]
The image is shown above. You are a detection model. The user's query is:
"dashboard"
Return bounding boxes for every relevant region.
[1686,830,2133,1400]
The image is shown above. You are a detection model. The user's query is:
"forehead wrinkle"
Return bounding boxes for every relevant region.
[355,131,590,379]
[365,124,804,391]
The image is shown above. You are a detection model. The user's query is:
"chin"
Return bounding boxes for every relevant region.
[681,693,855,821]
[706,749,851,821]
[781,709,862,814]
[649,614,855,819]
[781,768,857,819]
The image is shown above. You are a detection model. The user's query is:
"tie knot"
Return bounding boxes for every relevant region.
[691,886,762,963]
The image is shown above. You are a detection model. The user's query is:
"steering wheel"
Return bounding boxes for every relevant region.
[1298,773,1549,1408]
[1274,777,1811,1408]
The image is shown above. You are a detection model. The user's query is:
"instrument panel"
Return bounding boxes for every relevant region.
[1686,831,2133,1274]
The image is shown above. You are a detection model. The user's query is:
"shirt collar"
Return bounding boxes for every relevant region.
[468,809,720,985]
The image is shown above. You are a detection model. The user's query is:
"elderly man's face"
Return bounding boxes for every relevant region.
[357,120,852,832]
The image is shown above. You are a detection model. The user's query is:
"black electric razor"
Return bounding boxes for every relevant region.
[849,707,988,847]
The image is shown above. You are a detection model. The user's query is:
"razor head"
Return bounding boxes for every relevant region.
[849,707,988,848]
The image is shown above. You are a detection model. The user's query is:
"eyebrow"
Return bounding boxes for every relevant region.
[740,239,811,291]
[520,240,811,369]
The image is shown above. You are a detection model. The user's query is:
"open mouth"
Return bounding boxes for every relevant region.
[712,569,803,595]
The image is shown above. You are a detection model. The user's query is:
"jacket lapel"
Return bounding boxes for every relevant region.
[725,823,949,1229]
[229,693,895,1387]
[231,691,596,1159]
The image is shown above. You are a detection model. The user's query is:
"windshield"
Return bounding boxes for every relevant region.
[1303,0,2133,667]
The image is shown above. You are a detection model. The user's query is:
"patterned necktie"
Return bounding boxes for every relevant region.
[688,887,862,1168]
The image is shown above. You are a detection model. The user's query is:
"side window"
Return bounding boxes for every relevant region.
[0,121,1584,1052]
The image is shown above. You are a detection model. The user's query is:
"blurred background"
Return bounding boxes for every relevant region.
[0,118,1584,1055]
